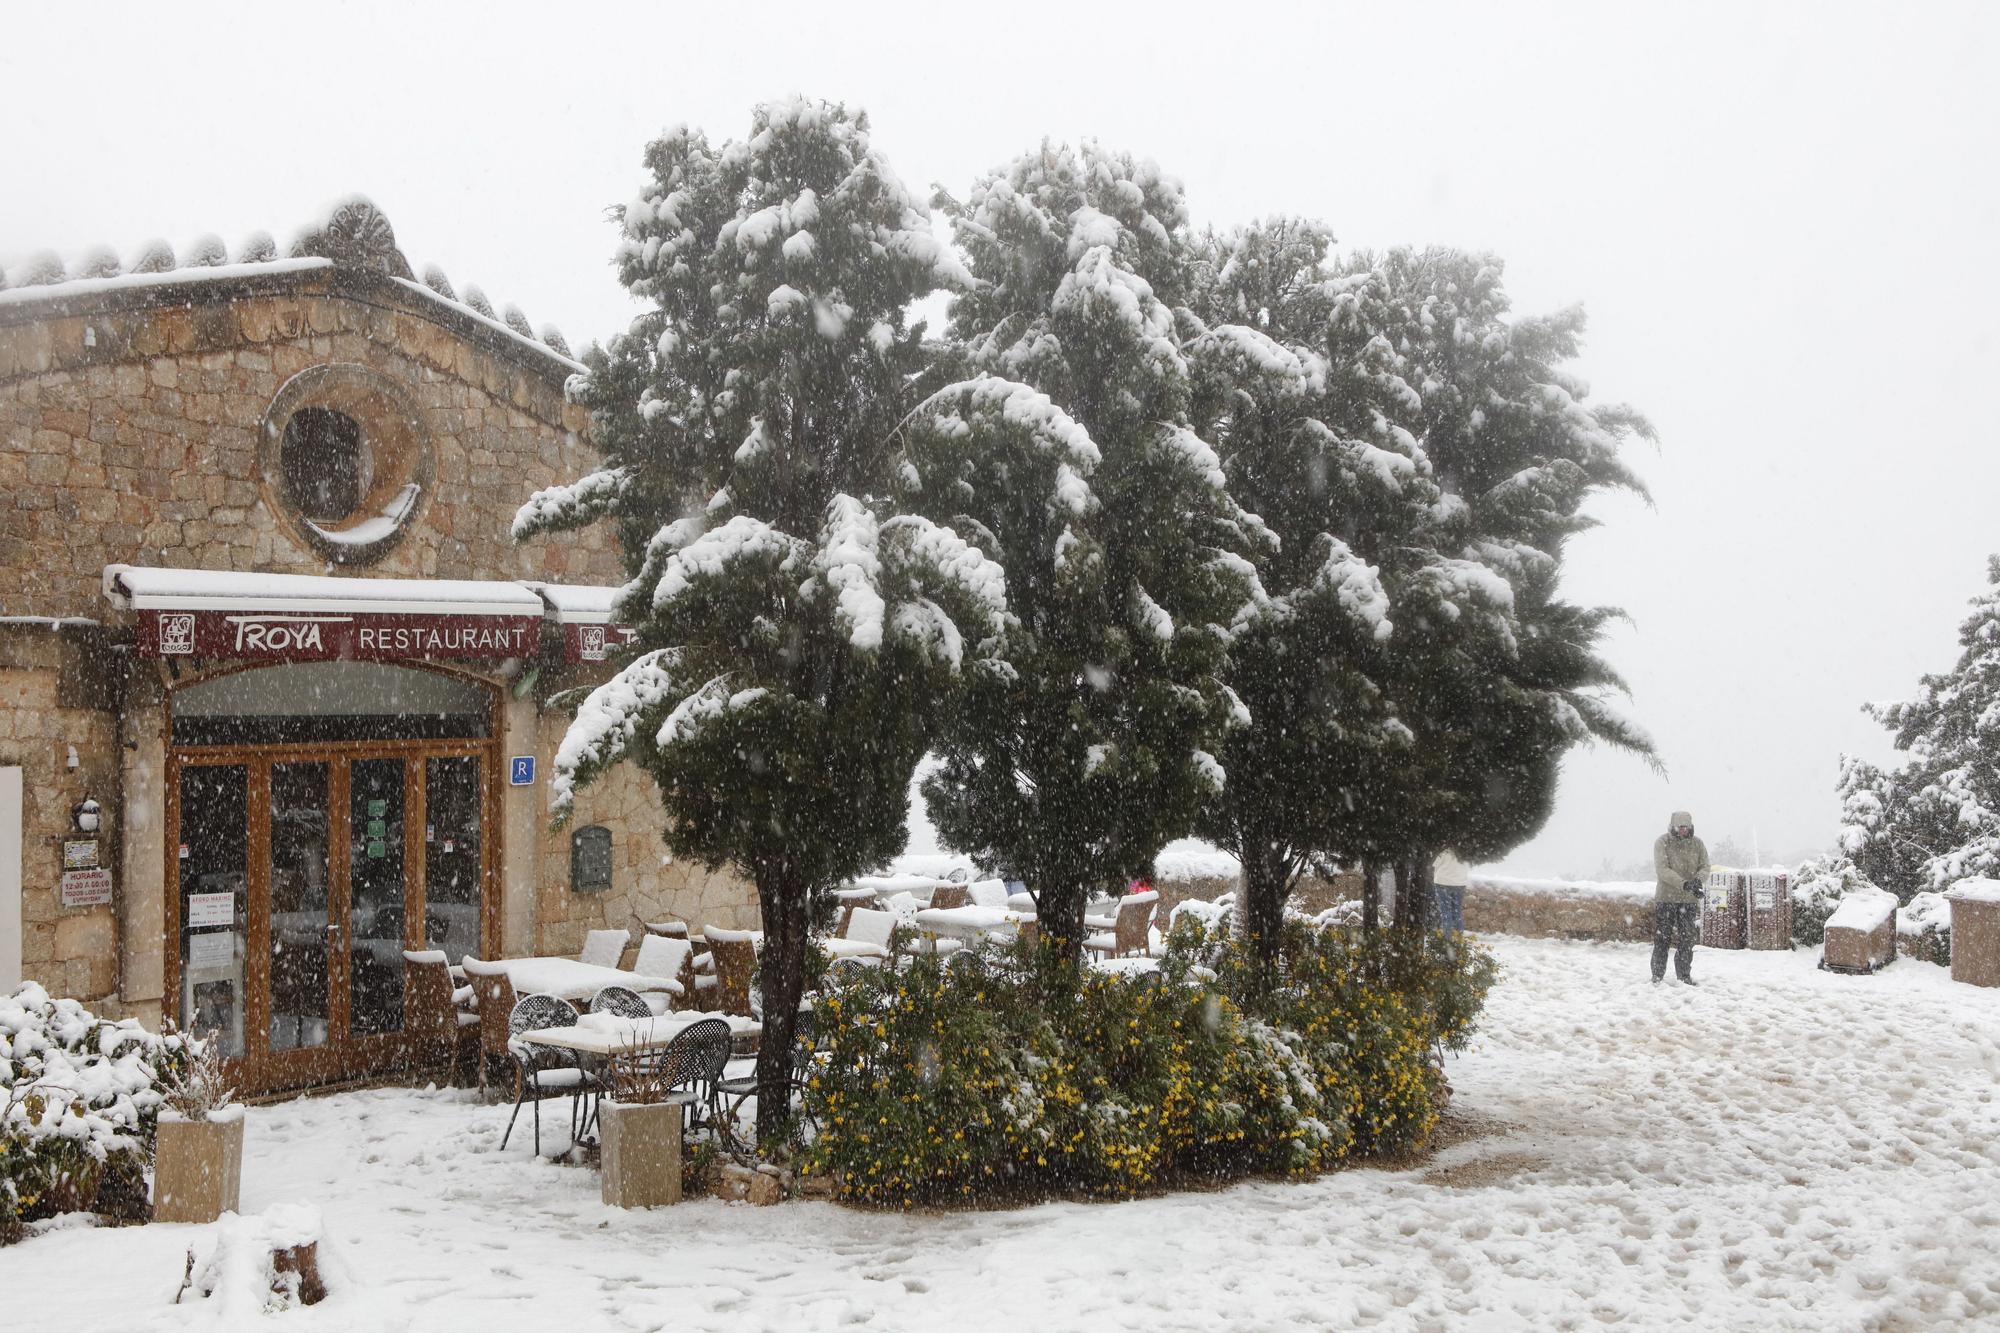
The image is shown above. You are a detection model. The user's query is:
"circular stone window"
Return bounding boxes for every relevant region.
[281,407,372,522]
[261,365,433,564]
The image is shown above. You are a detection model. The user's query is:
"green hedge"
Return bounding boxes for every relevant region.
[800,920,1497,1204]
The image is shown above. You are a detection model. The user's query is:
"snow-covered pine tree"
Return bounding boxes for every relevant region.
[1342,249,1655,929]
[1182,218,1417,968]
[1839,556,2000,897]
[516,100,1000,1144]
[907,143,1264,959]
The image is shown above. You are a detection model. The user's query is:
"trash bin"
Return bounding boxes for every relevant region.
[1946,877,2000,988]
[1823,889,1897,974]
[1745,872,1793,950]
[1700,871,1746,950]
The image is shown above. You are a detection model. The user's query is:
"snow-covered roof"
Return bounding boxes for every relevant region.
[0,194,584,375]
[104,564,544,619]
[102,565,634,627]
[520,581,627,624]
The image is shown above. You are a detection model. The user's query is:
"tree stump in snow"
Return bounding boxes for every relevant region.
[272,1241,327,1306]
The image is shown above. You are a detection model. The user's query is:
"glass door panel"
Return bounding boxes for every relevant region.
[268,762,331,1054]
[423,756,483,964]
[348,757,406,1038]
[177,765,248,1058]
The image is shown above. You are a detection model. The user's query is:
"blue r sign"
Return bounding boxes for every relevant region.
[509,756,536,786]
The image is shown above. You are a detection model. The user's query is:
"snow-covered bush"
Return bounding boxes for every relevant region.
[802,920,1494,1204]
[1790,855,1878,946]
[1900,891,1953,966]
[0,984,184,1240]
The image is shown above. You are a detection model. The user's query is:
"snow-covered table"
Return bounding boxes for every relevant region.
[516,1010,761,1057]
[488,957,683,1005]
[912,905,1029,942]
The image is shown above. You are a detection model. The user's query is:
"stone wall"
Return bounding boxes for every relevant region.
[1463,880,1655,943]
[0,270,621,618]
[532,740,761,962]
[1155,868,1658,944]
[0,635,122,1005]
[1150,869,1361,926]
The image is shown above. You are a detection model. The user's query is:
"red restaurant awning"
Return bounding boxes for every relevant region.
[522,582,641,664]
[105,565,545,661]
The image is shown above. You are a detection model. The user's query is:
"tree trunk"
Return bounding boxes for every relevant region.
[1035,876,1089,965]
[751,863,810,1150]
[1361,862,1380,934]
[1394,854,1434,936]
[1240,834,1289,983]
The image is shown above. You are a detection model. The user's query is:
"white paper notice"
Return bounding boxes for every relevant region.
[187,931,235,970]
[187,892,235,928]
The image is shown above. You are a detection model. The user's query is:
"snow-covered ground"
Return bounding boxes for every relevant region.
[6,937,1998,1331]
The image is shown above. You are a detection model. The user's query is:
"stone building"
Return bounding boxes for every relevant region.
[0,198,755,1093]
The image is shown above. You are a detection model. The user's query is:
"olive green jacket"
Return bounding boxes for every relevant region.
[1654,810,1710,905]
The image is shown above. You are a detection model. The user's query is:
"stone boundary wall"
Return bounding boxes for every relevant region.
[1153,867,1658,943]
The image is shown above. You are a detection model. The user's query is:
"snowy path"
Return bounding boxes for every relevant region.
[6,938,1999,1331]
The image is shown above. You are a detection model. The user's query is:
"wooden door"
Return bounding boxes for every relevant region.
[170,742,496,1095]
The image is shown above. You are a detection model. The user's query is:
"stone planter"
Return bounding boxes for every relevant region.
[153,1111,244,1224]
[1823,890,1897,975]
[599,1100,682,1208]
[1947,882,2000,988]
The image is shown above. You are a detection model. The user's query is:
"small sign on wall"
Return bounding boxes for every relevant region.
[60,867,113,908]
[186,891,234,928]
[63,839,100,870]
[509,756,536,786]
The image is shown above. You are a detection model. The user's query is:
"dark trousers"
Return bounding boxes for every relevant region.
[1651,902,1698,980]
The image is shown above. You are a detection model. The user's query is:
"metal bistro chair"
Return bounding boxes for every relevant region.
[659,1017,735,1142]
[500,992,591,1156]
[589,985,653,1020]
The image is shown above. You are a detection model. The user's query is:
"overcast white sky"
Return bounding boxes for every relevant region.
[7,1,1998,877]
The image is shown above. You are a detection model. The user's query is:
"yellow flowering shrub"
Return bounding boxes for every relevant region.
[801,921,1495,1204]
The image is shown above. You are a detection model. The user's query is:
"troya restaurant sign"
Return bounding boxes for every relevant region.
[137,609,542,661]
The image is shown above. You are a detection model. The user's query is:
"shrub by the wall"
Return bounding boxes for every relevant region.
[1900,891,1953,965]
[0,984,184,1241]
[1791,855,1880,946]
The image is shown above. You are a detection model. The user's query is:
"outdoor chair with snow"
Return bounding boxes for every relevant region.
[702,927,758,1016]
[628,933,695,1014]
[402,948,478,1081]
[824,907,898,967]
[648,1016,736,1142]
[928,883,972,911]
[1085,890,1159,961]
[833,885,879,937]
[967,880,1011,909]
[578,928,629,969]
[459,956,519,1097]
[500,993,593,1156]
[589,985,653,1020]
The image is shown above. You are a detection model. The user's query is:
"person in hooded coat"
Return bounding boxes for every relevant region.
[1652,810,1710,984]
